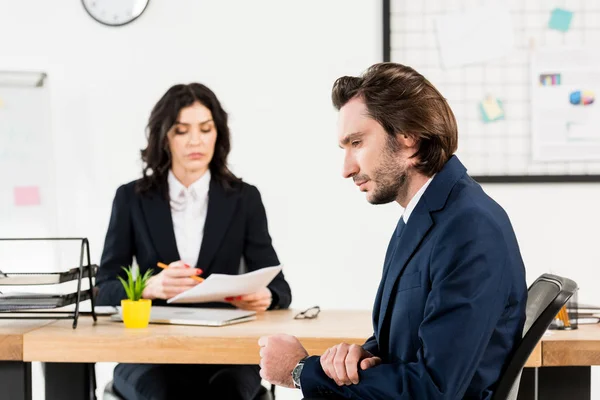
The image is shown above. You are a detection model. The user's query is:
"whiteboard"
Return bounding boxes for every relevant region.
[0,72,61,272]
[384,0,600,182]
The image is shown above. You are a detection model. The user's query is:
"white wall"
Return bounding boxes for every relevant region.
[1,1,599,399]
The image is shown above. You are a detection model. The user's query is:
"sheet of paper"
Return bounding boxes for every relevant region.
[14,186,41,206]
[167,266,283,304]
[549,8,573,32]
[435,3,514,69]
[531,47,600,162]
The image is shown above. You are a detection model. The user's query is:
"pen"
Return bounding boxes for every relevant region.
[560,305,571,328]
[156,262,204,283]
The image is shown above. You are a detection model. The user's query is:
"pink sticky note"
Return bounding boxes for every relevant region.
[14,186,41,206]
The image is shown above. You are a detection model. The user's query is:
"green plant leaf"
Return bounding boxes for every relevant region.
[134,273,143,300]
[118,265,154,301]
[117,275,133,300]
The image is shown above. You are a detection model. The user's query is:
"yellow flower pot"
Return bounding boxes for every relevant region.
[121,299,152,328]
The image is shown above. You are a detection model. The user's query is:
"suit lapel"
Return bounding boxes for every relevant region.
[196,180,240,273]
[374,155,468,341]
[372,234,403,333]
[376,209,433,339]
[140,185,180,264]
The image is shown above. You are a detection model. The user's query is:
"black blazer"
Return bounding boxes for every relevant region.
[95,177,292,309]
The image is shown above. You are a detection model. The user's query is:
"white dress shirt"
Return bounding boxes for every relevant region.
[168,170,211,268]
[402,175,434,223]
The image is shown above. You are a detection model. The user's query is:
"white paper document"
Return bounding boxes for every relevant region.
[167,266,282,304]
[531,47,600,161]
[435,3,514,69]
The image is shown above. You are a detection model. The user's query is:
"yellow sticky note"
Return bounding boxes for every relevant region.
[480,96,505,122]
[0,98,4,108]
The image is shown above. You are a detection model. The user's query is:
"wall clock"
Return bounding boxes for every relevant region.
[82,0,150,27]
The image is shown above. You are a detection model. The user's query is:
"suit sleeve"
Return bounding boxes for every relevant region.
[94,185,134,306]
[300,212,512,399]
[243,185,292,310]
[362,335,380,357]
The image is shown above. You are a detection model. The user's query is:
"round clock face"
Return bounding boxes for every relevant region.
[82,0,150,27]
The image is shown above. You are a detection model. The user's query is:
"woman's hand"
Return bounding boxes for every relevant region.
[226,287,273,311]
[142,261,202,300]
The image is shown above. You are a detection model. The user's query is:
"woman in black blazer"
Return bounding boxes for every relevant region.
[95,83,292,400]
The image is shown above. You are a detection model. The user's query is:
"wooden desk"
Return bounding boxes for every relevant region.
[0,320,52,361]
[23,310,374,364]
[21,310,546,400]
[542,324,600,366]
[22,309,545,366]
[525,341,542,367]
[517,325,600,400]
[0,320,54,400]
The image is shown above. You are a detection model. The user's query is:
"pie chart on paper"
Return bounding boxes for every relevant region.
[569,90,595,106]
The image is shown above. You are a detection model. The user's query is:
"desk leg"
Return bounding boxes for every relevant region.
[43,362,96,400]
[0,361,32,400]
[537,366,590,400]
[516,367,536,400]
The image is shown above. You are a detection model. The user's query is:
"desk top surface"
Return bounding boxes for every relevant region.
[22,309,374,364]
[542,325,600,366]
[0,320,54,360]
[543,325,600,342]
[13,310,600,367]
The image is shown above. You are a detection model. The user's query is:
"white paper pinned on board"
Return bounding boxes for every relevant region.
[435,3,514,69]
[531,47,600,162]
[167,266,282,304]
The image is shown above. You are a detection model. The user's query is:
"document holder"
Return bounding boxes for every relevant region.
[0,238,98,328]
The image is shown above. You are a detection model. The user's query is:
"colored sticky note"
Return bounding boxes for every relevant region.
[479,96,505,123]
[549,8,573,32]
[14,186,41,206]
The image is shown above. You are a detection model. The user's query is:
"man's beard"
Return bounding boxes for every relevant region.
[355,136,409,205]
[369,167,408,205]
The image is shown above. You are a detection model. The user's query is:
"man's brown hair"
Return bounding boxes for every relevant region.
[332,63,458,176]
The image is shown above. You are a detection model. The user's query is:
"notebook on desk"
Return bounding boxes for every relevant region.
[111,306,257,327]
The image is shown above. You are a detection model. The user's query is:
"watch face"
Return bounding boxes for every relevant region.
[82,0,150,27]
[293,361,304,387]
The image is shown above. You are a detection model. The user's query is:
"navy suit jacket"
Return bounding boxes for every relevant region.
[95,178,292,310]
[301,156,527,399]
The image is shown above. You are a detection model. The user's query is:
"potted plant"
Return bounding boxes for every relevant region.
[117,265,153,328]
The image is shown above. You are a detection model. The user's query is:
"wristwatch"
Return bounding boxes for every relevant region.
[292,356,308,389]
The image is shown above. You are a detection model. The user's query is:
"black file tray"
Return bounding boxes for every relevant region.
[0,291,93,311]
[0,238,98,329]
[0,265,97,286]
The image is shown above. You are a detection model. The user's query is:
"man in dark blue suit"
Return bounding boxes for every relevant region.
[258,63,527,399]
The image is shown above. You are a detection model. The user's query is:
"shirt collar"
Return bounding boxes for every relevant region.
[402,175,434,224]
[168,169,211,203]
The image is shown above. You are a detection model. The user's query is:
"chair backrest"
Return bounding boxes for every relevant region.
[491,273,577,400]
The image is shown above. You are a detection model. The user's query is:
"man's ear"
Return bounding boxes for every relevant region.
[397,134,418,149]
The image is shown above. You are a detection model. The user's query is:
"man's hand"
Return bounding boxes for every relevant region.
[320,343,382,386]
[226,287,272,311]
[142,261,202,300]
[258,334,309,388]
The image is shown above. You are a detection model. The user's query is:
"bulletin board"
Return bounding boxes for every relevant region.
[383,0,600,183]
[0,71,61,270]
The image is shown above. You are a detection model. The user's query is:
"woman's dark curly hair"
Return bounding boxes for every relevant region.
[136,83,241,197]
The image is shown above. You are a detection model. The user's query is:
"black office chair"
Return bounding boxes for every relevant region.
[491,273,577,400]
[103,380,275,400]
